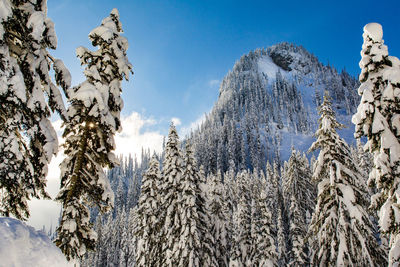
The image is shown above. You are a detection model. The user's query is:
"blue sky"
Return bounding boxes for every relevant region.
[47,0,400,134]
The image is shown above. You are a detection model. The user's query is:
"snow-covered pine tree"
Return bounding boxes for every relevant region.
[229,171,252,266]
[55,9,132,260]
[198,165,217,267]
[114,178,126,216]
[223,169,235,264]
[110,208,126,266]
[287,194,307,266]
[159,123,185,266]
[0,0,71,219]
[252,181,278,267]
[135,155,162,267]
[309,91,387,266]
[208,171,228,266]
[283,148,315,265]
[264,162,278,244]
[272,161,288,266]
[124,207,137,267]
[352,22,400,266]
[178,142,202,267]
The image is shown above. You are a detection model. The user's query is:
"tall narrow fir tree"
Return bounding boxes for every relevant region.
[309,91,387,266]
[352,23,400,266]
[55,9,132,260]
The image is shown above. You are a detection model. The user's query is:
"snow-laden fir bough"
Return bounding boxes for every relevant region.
[0,0,71,220]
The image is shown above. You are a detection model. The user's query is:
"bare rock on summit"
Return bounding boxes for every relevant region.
[270,48,293,71]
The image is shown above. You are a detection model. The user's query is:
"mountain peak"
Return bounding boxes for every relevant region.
[194,43,360,174]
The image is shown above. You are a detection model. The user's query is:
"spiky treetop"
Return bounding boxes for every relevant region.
[179,143,202,267]
[159,123,184,266]
[135,155,162,267]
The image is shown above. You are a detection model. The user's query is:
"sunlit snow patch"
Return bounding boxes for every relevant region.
[257,55,289,80]
[0,217,73,267]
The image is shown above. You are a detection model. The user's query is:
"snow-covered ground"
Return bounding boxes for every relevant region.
[0,217,74,267]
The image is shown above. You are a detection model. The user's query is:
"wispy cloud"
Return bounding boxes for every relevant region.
[208,79,220,88]
[171,117,182,126]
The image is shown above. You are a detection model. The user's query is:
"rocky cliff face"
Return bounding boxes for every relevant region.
[191,43,359,175]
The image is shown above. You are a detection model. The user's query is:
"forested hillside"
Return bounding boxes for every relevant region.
[191,43,359,175]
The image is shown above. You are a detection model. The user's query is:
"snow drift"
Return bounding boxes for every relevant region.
[0,217,73,267]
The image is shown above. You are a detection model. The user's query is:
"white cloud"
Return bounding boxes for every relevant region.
[27,111,164,230]
[115,112,164,157]
[208,79,220,87]
[171,117,182,126]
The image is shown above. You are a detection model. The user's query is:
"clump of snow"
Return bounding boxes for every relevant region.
[363,23,383,42]
[89,25,114,43]
[0,0,12,38]
[27,11,46,41]
[0,217,73,267]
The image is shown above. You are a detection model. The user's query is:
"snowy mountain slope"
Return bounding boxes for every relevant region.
[0,217,73,267]
[191,42,360,174]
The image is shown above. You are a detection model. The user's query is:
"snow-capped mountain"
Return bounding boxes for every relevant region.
[191,42,360,174]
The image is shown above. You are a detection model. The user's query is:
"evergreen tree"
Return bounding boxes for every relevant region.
[223,169,235,264]
[198,165,217,267]
[287,194,307,266]
[159,123,185,266]
[0,0,71,219]
[178,143,202,266]
[125,207,137,267]
[271,162,288,266]
[110,208,125,266]
[114,178,126,216]
[55,9,132,260]
[229,171,252,266]
[252,183,278,267]
[352,23,400,266]
[309,91,387,266]
[135,155,162,267]
[283,148,315,265]
[208,171,228,266]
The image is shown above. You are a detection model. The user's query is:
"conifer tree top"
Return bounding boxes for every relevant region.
[310,91,344,151]
[363,23,383,42]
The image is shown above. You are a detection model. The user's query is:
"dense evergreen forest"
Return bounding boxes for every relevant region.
[0,1,399,265]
